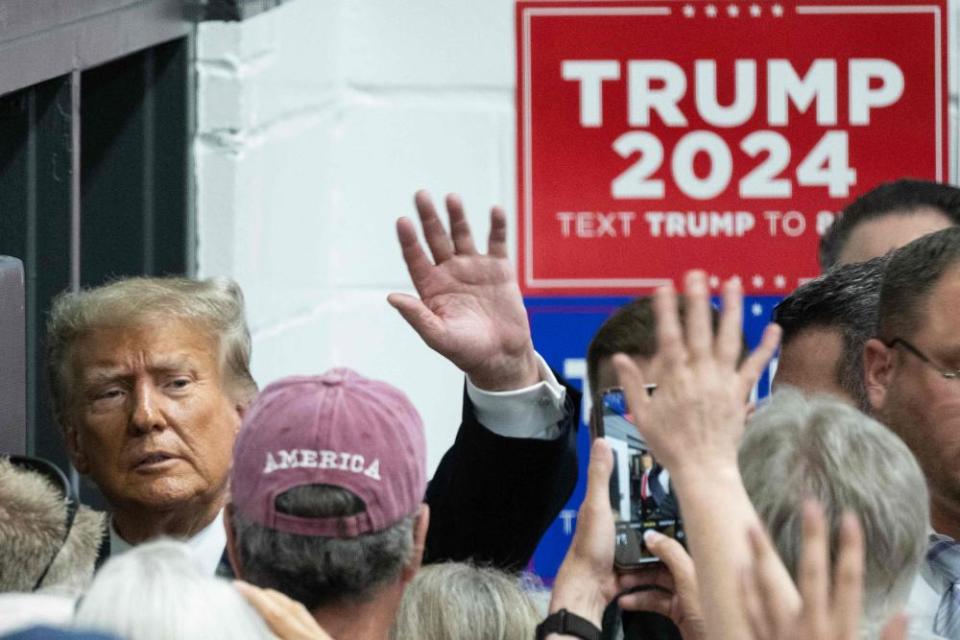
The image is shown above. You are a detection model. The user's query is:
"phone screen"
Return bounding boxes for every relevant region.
[590,387,685,568]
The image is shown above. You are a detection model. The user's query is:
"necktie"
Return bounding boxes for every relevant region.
[928,534,960,638]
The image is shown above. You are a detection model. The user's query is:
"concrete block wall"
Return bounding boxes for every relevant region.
[195,0,518,473]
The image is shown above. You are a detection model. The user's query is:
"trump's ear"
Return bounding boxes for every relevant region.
[64,423,90,475]
[864,338,894,414]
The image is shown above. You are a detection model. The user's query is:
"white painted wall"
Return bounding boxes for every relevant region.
[195,0,517,473]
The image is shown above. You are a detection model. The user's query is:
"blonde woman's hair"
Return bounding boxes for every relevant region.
[393,562,540,640]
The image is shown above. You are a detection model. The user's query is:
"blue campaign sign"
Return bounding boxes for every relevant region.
[526,294,782,581]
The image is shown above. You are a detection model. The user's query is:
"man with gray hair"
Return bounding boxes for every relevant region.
[740,390,931,637]
[771,255,887,410]
[225,369,429,638]
[863,226,960,638]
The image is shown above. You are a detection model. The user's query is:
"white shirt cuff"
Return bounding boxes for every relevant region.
[466,352,567,440]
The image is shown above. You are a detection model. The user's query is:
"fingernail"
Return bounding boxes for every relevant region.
[643,529,663,545]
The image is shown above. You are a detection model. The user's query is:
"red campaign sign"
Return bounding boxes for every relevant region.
[516,0,951,295]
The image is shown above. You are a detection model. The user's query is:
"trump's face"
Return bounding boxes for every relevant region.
[65,318,242,519]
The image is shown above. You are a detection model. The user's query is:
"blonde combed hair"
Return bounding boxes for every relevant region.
[393,562,540,640]
[47,276,257,422]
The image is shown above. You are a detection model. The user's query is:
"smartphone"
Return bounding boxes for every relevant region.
[589,386,685,569]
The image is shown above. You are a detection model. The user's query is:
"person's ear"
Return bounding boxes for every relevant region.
[228,393,250,433]
[864,339,894,413]
[64,421,90,475]
[224,504,244,579]
[402,504,430,584]
[235,400,249,420]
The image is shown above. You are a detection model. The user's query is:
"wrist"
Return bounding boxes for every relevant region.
[466,347,540,391]
[539,608,603,640]
[670,458,742,495]
[549,567,607,628]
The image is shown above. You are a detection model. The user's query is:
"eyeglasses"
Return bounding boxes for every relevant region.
[884,338,960,380]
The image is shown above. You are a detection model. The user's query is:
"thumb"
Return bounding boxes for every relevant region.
[644,530,697,597]
[387,293,446,349]
[584,438,614,513]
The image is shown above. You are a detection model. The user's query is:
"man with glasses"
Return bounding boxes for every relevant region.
[864,226,960,638]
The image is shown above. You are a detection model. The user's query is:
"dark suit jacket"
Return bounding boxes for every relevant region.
[422,379,581,570]
[98,377,582,576]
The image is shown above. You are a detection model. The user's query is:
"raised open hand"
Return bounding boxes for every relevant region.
[612,271,781,474]
[388,190,538,391]
[741,502,907,640]
[610,271,781,640]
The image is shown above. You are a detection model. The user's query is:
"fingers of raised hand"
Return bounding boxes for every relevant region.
[683,270,714,360]
[746,524,799,638]
[612,353,654,424]
[798,500,830,639]
[445,193,478,255]
[396,217,434,287]
[488,206,508,258]
[737,323,782,398]
[741,562,774,640]
[715,277,744,366]
[830,512,865,640]
[414,189,455,263]
[653,284,687,367]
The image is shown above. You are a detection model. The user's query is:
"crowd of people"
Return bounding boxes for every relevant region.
[1,178,959,640]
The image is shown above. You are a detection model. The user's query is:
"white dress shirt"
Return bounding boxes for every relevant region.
[109,509,227,576]
[905,531,952,640]
[466,352,567,440]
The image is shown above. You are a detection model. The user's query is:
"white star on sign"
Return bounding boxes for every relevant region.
[709,275,720,288]
[751,303,764,317]
[683,4,695,17]
[771,3,784,16]
[749,3,761,16]
[751,275,765,288]
[705,4,718,17]
[727,4,740,17]
[774,274,787,289]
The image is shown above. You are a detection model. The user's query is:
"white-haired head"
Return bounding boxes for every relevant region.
[740,390,928,630]
[73,539,272,640]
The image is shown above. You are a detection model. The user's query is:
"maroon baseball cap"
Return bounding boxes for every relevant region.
[230,368,427,537]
